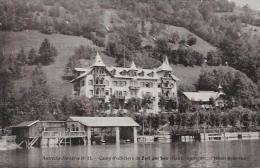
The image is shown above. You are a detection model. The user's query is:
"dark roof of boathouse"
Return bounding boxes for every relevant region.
[11,120,65,128]
[10,120,39,128]
[68,117,139,127]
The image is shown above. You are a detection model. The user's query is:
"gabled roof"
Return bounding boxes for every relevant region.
[170,73,180,81]
[74,68,88,72]
[11,120,39,128]
[68,117,139,127]
[130,61,138,70]
[91,52,106,67]
[183,91,224,102]
[70,68,92,82]
[157,56,172,72]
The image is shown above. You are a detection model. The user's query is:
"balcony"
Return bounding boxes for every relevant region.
[42,131,86,138]
[115,95,125,99]
[129,86,140,90]
[95,94,106,98]
[162,86,172,89]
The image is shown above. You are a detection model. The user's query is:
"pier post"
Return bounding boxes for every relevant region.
[115,126,120,145]
[87,127,91,146]
[133,127,137,144]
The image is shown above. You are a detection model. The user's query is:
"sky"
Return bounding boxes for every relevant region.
[229,0,260,11]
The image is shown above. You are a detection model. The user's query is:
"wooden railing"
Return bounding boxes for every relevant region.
[129,86,140,90]
[42,131,86,138]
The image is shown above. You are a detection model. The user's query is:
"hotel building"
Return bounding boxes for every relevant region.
[71,52,179,113]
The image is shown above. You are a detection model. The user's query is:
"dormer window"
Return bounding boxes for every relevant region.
[147,72,154,77]
[138,71,144,77]
[120,70,127,76]
[111,69,116,75]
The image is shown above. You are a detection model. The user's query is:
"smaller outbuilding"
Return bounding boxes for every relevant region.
[183,86,226,109]
[67,117,139,145]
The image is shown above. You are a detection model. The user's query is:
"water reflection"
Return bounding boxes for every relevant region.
[0,140,259,168]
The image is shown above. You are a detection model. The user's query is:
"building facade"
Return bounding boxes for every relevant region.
[71,52,179,114]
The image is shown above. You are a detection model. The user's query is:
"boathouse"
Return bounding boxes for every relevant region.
[11,120,66,148]
[11,117,139,148]
[67,117,139,145]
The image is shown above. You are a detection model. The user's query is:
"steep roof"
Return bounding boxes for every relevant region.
[129,61,138,70]
[183,91,224,102]
[157,56,172,72]
[91,52,105,67]
[70,68,92,82]
[11,120,39,128]
[68,117,139,127]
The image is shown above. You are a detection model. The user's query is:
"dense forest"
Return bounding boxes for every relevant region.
[1,0,260,132]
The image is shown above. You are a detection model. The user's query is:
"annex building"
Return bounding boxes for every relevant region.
[70,52,179,114]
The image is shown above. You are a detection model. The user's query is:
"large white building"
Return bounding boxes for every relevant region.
[71,52,179,113]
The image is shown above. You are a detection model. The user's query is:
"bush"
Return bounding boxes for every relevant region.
[94,36,105,47]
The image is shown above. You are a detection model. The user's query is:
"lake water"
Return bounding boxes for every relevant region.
[0,140,260,168]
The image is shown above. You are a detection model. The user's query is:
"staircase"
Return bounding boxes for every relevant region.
[27,136,40,148]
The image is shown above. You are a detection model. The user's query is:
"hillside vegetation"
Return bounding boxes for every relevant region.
[3,30,114,97]
[4,30,207,97]
[2,0,260,128]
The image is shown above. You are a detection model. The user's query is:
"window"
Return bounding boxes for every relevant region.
[89,80,93,85]
[148,72,154,77]
[72,124,75,131]
[105,80,109,86]
[81,80,85,86]
[96,88,100,95]
[113,81,118,86]
[139,71,144,77]
[145,82,149,88]
[123,91,127,96]
[95,78,99,84]
[100,69,104,74]
[119,91,122,96]
[150,82,153,87]
[146,92,152,96]
[89,90,93,96]
[106,90,109,96]
[111,69,116,75]
[100,78,104,84]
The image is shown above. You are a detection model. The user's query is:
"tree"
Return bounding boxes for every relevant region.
[18,64,55,121]
[0,32,15,131]
[154,38,170,61]
[27,48,37,65]
[38,38,58,65]
[207,50,222,66]
[187,35,197,46]
[125,97,141,115]
[178,93,192,113]
[141,94,153,113]
[170,31,180,44]
[59,95,73,118]
[17,48,27,66]
[65,45,96,75]
[32,64,47,86]
[197,67,259,109]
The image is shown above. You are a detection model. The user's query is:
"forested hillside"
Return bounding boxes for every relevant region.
[1,0,260,127]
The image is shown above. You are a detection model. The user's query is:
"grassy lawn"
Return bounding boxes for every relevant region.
[2,30,223,99]
[3,30,112,98]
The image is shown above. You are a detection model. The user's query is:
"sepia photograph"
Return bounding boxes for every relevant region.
[0,0,260,167]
